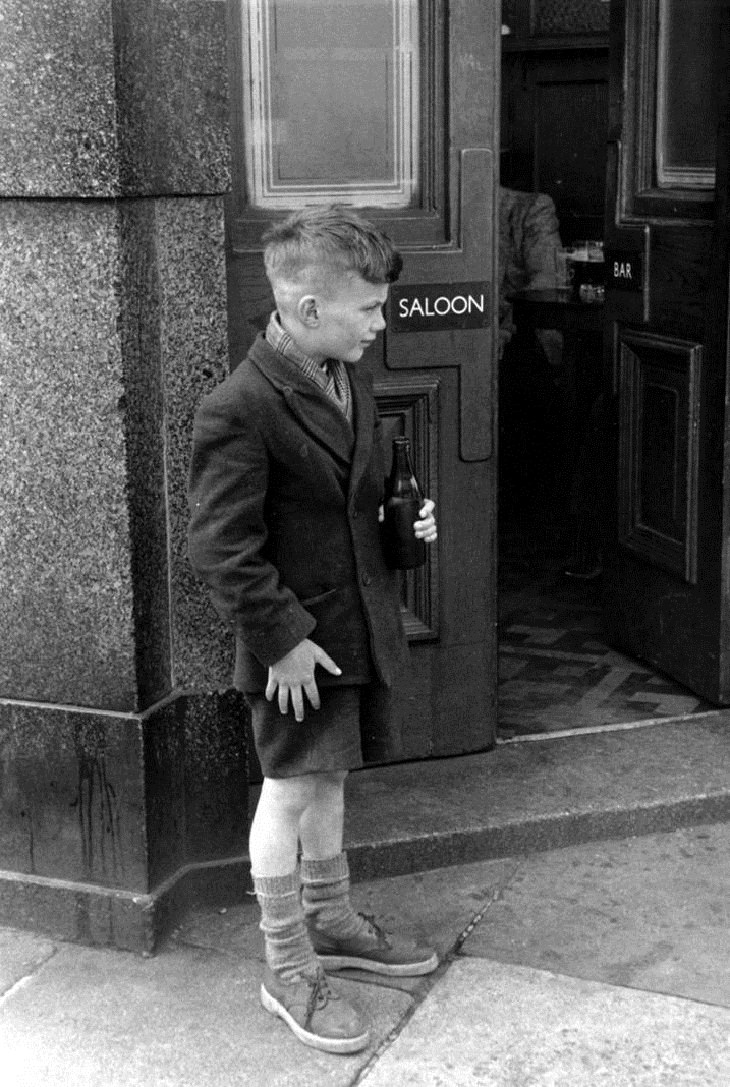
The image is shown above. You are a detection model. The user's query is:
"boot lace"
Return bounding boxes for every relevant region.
[358,913,391,946]
[305,969,336,1021]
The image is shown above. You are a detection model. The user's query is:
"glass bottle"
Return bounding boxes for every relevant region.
[383,437,427,569]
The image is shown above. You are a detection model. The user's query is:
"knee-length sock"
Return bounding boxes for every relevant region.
[253,869,319,981]
[300,852,370,941]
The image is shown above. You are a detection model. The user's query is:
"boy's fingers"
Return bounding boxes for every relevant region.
[419,499,435,518]
[304,679,321,710]
[291,686,304,722]
[265,670,277,702]
[313,646,342,676]
[415,520,437,538]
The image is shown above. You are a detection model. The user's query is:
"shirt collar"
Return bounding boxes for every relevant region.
[265,311,327,371]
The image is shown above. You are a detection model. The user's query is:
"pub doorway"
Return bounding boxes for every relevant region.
[226,0,501,776]
[496,0,726,739]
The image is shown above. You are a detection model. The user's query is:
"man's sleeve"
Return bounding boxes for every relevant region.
[522,193,563,292]
[187,396,316,667]
[523,194,564,368]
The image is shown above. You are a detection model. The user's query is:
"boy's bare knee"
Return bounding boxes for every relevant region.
[262,774,318,816]
[308,769,348,800]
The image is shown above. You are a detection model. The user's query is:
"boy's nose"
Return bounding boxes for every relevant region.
[371,309,386,332]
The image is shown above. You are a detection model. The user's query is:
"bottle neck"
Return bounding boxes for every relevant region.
[389,440,420,499]
[392,445,411,475]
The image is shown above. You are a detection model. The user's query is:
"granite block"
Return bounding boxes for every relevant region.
[0,0,119,196]
[180,690,249,863]
[144,690,249,888]
[112,0,230,195]
[0,702,148,890]
[0,0,230,198]
[0,200,138,709]
[156,196,236,692]
[0,874,155,953]
[1,195,233,709]
[0,691,249,949]
[118,200,172,709]
[0,694,249,892]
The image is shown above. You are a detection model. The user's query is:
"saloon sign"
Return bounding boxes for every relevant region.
[390,281,491,332]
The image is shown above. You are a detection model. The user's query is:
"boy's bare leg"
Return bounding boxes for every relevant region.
[249,775,323,981]
[248,770,352,975]
[298,770,347,859]
[295,769,367,941]
[249,774,322,876]
[250,772,369,1053]
[298,776,439,978]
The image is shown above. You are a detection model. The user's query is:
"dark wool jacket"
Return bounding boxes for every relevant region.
[188,334,408,693]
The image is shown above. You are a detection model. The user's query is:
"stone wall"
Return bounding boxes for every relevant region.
[0,0,247,952]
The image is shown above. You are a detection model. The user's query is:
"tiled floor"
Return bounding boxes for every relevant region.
[497,549,712,738]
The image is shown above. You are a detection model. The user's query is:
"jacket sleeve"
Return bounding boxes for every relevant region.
[187,393,316,668]
[522,193,563,291]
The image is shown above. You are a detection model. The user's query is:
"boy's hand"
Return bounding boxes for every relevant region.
[414,499,437,543]
[266,639,342,722]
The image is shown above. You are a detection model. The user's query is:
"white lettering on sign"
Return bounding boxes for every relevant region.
[613,261,633,280]
[398,293,486,319]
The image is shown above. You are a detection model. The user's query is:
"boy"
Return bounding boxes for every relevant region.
[188,206,438,1055]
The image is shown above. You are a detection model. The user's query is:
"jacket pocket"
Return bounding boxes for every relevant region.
[300,587,340,608]
[299,584,372,681]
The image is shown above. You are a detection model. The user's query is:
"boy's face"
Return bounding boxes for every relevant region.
[309,273,389,363]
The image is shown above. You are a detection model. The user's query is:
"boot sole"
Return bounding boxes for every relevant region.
[317,951,439,977]
[260,984,370,1054]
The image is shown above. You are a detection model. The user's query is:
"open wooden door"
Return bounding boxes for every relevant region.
[602,0,730,702]
[226,0,500,765]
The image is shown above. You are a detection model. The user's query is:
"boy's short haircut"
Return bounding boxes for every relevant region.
[262,205,403,293]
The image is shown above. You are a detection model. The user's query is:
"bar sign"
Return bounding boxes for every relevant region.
[605,249,643,293]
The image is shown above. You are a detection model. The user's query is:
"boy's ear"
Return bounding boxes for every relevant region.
[298,295,319,326]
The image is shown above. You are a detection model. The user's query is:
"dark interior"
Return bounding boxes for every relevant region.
[496,5,712,735]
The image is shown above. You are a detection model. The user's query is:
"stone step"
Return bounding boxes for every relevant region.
[342,711,730,880]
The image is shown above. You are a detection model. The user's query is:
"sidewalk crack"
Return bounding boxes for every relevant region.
[452,857,523,955]
[350,859,524,1085]
[0,945,59,1006]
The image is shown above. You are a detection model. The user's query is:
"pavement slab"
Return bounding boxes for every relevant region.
[2,864,518,1087]
[5,820,730,1085]
[0,941,411,1087]
[168,858,517,992]
[0,927,57,996]
[459,823,730,1007]
[361,959,730,1086]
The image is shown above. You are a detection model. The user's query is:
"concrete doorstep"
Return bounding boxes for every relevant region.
[343,711,730,878]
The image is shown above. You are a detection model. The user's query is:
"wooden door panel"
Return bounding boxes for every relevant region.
[603,0,730,704]
[226,0,499,771]
[384,148,496,461]
[375,378,440,641]
[617,331,701,584]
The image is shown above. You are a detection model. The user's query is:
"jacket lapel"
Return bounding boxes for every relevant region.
[347,364,375,500]
[249,336,355,465]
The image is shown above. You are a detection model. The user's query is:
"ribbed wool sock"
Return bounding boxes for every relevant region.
[300,852,370,942]
[253,869,319,982]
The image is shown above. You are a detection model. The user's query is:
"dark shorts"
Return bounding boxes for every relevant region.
[246,682,400,779]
